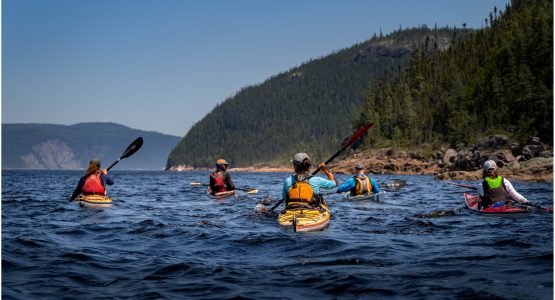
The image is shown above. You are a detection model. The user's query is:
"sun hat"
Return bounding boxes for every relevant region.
[216,159,230,165]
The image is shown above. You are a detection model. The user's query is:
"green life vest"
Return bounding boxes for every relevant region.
[483,176,508,203]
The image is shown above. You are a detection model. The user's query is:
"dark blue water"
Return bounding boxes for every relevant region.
[2,170,553,299]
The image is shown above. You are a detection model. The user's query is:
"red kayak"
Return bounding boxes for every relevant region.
[464,193,530,214]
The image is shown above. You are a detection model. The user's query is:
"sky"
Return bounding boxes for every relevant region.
[3,0,511,137]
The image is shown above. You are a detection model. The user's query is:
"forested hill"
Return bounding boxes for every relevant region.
[3,123,181,170]
[167,27,466,169]
[355,0,553,150]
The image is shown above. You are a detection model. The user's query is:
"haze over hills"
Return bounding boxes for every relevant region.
[2,122,181,170]
[167,26,468,169]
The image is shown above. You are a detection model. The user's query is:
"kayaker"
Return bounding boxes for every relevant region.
[282,153,337,207]
[209,158,235,194]
[70,159,114,201]
[336,162,380,196]
[477,159,529,209]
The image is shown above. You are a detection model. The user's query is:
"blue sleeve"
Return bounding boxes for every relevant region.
[310,176,336,194]
[70,176,86,201]
[282,176,292,199]
[370,178,380,193]
[102,174,114,186]
[336,178,356,193]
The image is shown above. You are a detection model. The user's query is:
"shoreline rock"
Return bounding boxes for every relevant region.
[167,136,552,182]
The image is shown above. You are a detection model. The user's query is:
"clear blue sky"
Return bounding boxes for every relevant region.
[3,0,510,136]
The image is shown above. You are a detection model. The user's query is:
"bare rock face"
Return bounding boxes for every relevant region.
[20,139,81,169]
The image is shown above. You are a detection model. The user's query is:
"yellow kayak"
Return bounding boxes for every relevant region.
[78,194,112,208]
[277,201,331,232]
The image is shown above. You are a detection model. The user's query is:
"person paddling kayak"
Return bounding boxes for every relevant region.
[282,153,337,207]
[209,159,235,195]
[336,162,380,196]
[477,159,529,210]
[70,159,114,201]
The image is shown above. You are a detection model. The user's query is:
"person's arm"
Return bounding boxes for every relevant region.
[336,178,356,193]
[101,169,114,186]
[225,172,235,190]
[504,178,528,203]
[70,177,85,201]
[319,163,338,186]
[370,178,380,193]
[282,177,292,199]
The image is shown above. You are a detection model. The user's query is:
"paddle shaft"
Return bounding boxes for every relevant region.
[106,137,144,171]
[270,122,374,211]
[191,182,256,193]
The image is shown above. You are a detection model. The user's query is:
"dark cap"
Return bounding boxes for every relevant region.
[355,162,365,169]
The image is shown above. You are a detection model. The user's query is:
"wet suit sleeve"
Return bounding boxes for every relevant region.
[209,174,216,191]
[336,178,356,193]
[70,176,86,201]
[370,178,380,193]
[224,172,235,191]
[102,174,114,186]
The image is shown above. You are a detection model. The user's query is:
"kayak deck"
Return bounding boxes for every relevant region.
[278,202,331,232]
[79,195,112,208]
[341,191,386,202]
[464,193,530,214]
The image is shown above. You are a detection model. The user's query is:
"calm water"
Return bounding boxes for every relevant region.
[2,170,553,299]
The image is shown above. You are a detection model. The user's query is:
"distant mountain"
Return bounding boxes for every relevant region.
[2,122,181,170]
[167,26,468,169]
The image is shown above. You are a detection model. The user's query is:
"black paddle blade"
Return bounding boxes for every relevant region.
[121,137,143,159]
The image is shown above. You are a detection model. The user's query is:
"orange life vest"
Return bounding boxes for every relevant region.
[82,173,106,195]
[286,176,318,206]
[352,175,372,196]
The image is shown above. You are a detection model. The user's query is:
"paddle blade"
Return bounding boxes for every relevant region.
[384,180,406,190]
[121,137,143,159]
[341,122,374,150]
[244,189,259,195]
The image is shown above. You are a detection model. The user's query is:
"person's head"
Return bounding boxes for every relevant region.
[483,160,498,178]
[216,158,230,171]
[86,159,101,176]
[355,162,366,174]
[291,153,311,173]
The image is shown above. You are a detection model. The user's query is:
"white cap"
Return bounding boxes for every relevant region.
[484,160,498,171]
[291,153,310,165]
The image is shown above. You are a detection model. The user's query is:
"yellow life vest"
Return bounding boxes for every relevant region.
[286,176,316,206]
[352,175,372,196]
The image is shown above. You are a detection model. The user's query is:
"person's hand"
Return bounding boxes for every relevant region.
[102,168,108,175]
[319,162,327,171]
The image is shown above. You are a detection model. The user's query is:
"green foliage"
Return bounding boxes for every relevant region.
[168,27,465,168]
[356,0,553,149]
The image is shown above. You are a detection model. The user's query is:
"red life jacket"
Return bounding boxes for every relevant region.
[82,173,106,195]
[210,172,227,193]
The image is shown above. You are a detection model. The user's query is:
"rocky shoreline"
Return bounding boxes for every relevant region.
[169,135,553,183]
[329,135,553,182]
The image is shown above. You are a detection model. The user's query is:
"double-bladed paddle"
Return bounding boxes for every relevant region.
[190,182,259,194]
[444,180,552,212]
[269,122,375,211]
[106,137,144,171]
